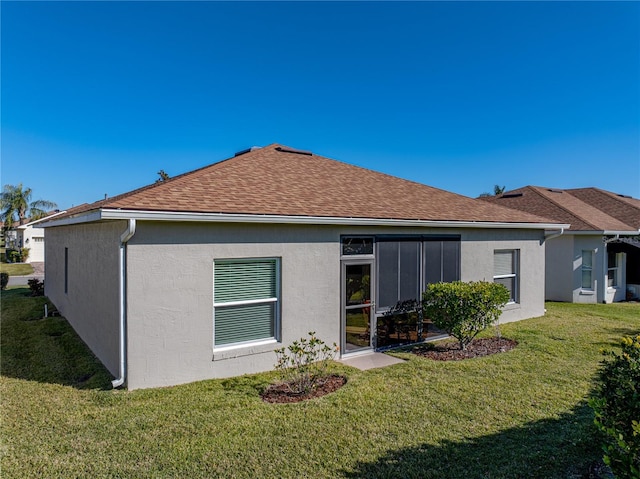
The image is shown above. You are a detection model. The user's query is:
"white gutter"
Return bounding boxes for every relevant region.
[42,208,570,231]
[112,218,136,389]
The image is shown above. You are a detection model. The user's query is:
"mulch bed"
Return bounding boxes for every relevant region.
[412,337,518,361]
[261,374,347,404]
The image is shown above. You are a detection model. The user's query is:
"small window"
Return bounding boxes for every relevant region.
[213,258,279,348]
[494,250,519,303]
[607,251,619,288]
[342,237,374,256]
[582,250,594,290]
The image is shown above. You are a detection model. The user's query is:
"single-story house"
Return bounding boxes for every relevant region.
[5,211,66,263]
[42,144,566,390]
[480,186,640,303]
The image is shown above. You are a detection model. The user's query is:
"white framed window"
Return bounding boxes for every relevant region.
[494,250,519,303]
[581,250,594,290]
[607,251,619,288]
[213,258,280,349]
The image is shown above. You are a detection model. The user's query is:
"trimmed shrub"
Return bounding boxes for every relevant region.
[20,247,30,263]
[422,281,510,350]
[27,278,44,297]
[274,332,338,395]
[0,272,8,290]
[590,335,640,478]
[7,249,21,263]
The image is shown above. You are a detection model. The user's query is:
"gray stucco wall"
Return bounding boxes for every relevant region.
[125,222,547,389]
[458,228,546,323]
[44,221,124,376]
[572,235,605,304]
[545,235,574,302]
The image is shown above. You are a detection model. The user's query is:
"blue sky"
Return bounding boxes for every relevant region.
[2,1,639,210]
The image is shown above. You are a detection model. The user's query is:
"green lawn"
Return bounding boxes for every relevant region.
[1,289,638,478]
[0,262,34,276]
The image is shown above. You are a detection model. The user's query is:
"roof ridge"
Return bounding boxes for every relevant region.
[526,186,603,230]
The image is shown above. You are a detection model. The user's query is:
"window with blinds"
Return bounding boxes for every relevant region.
[493,250,519,303]
[213,258,279,348]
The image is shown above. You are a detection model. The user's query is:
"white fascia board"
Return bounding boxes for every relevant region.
[19,210,68,228]
[39,210,103,228]
[566,230,639,236]
[40,207,569,230]
[96,209,567,230]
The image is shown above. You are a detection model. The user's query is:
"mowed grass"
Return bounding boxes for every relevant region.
[1,290,638,479]
[0,263,34,276]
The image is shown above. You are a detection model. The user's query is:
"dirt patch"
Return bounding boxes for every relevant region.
[261,374,347,404]
[412,337,518,361]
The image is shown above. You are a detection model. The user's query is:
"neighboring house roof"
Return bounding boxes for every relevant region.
[480,186,639,233]
[8,210,67,231]
[566,188,640,229]
[44,144,563,228]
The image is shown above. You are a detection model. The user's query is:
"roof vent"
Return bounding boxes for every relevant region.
[501,193,523,198]
[617,193,632,198]
[234,146,262,157]
[546,188,563,193]
[275,146,313,156]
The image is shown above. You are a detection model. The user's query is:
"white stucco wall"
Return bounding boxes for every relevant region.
[125,222,547,390]
[44,221,124,375]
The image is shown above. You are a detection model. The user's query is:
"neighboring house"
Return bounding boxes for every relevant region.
[5,211,66,263]
[42,144,565,390]
[480,186,640,304]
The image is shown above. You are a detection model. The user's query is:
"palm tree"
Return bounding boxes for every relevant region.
[479,185,506,198]
[0,184,58,227]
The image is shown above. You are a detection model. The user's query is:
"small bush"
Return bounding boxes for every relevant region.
[27,278,44,297]
[1,272,8,290]
[590,335,640,478]
[274,332,338,395]
[422,281,511,350]
[7,249,21,263]
[20,247,30,263]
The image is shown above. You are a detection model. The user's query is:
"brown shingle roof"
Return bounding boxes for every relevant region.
[480,186,639,232]
[566,188,640,229]
[55,144,555,225]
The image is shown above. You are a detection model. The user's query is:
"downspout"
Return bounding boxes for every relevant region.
[544,227,564,241]
[112,218,136,388]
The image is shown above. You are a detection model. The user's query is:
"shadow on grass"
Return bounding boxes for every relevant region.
[342,402,604,479]
[1,288,113,390]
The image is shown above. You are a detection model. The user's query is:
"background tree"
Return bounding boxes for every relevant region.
[493,184,506,195]
[1,184,58,227]
[479,184,506,197]
[156,170,170,183]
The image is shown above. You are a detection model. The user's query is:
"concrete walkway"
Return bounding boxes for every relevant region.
[339,351,405,371]
[7,262,44,286]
